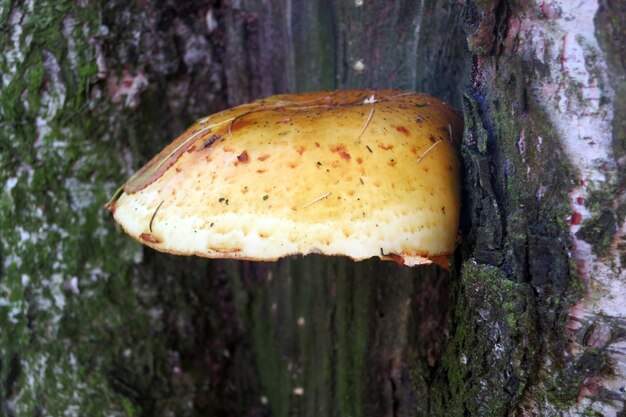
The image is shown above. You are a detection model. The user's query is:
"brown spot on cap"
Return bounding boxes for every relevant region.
[237,151,249,163]
[231,118,253,132]
[330,144,351,161]
[140,233,161,244]
[199,134,221,151]
[396,126,410,136]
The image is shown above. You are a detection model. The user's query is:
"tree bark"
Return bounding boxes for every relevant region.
[0,1,623,417]
[448,0,626,415]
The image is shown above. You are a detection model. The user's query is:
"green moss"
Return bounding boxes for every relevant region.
[576,209,618,257]
[582,407,605,417]
[0,1,163,415]
[575,183,624,258]
[586,187,615,213]
[430,262,535,417]
[430,47,584,415]
[595,0,626,163]
[594,0,626,264]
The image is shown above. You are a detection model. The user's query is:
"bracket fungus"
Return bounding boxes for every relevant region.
[107,90,462,266]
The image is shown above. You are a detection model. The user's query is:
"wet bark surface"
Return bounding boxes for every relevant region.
[1,0,622,416]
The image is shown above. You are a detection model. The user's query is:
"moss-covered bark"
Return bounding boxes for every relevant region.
[0,2,142,415]
[427,0,625,415]
[428,53,579,415]
[0,1,244,415]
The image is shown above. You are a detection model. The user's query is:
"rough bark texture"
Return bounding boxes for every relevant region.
[444,0,626,415]
[1,0,623,417]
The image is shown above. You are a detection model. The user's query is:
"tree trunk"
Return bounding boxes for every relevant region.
[1,1,623,417]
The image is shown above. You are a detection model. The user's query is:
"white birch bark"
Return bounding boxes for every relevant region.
[516,0,625,414]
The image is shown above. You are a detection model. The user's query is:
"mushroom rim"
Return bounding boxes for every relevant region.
[116,223,453,267]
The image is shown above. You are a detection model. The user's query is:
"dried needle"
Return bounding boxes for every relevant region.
[302,192,332,208]
[357,105,375,143]
[416,140,442,164]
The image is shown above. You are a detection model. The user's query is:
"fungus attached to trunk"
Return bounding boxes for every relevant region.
[107,90,462,266]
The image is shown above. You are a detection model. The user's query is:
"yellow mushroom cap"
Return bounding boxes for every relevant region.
[107,90,462,266]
